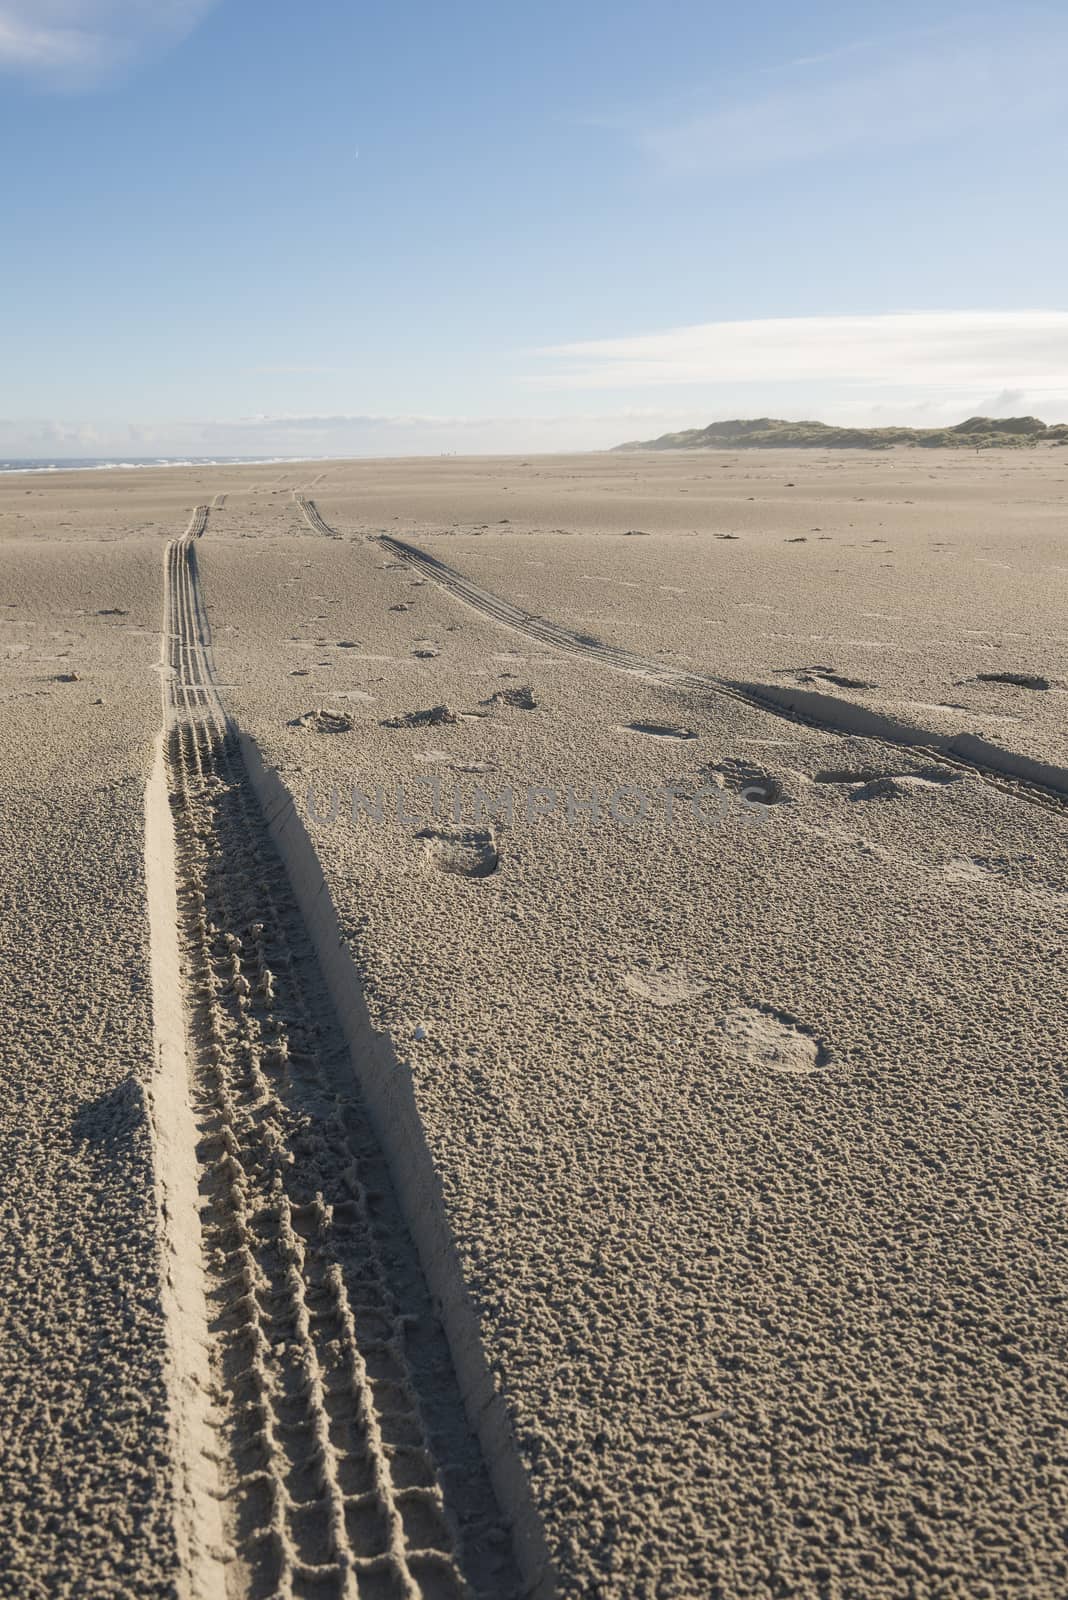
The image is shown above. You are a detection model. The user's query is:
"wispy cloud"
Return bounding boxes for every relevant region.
[530,311,1068,396]
[0,1,219,87]
[761,35,885,76]
[639,31,1068,172]
[244,365,345,378]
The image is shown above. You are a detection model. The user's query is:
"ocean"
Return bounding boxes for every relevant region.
[0,456,306,474]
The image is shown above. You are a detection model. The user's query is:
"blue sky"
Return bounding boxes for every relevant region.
[2,0,1067,456]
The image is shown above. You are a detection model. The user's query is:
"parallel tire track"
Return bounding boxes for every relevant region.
[378,534,1068,815]
[295,494,340,539]
[162,520,519,1599]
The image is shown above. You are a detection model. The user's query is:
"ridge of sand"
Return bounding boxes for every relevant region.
[144,731,229,1600]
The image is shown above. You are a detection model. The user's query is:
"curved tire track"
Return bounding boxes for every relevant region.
[378,534,1068,814]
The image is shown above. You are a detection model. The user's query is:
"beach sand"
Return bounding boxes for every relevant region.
[1,451,1066,1598]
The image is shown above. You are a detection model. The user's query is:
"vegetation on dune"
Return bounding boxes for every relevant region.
[615,415,1068,451]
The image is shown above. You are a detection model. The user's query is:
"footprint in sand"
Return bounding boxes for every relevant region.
[974,672,1051,691]
[725,1005,833,1073]
[787,665,876,690]
[940,854,1067,908]
[711,760,796,806]
[813,767,963,800]
[943,856,995,885]
[622,968,709,1006]
[417,827,499,878]
[946,852,1042,883]
[622,722,697,742]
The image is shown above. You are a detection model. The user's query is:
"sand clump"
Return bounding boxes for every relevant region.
[483,684,538,710]
[289,706,355,733]
[382,703,460,729]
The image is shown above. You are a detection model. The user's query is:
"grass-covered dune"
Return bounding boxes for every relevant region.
[615,415,1068,451]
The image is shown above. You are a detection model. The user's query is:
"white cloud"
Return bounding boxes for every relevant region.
[640,32,1068,172]
[8,315,1068,460]
[244,365,344,378]
[530,311,1068,398]
[0,1,218,86]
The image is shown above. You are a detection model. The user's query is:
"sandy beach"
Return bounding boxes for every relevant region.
[1,450,1066,1599]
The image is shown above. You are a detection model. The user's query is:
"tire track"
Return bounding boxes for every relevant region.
[295,494,341,539]
[160,517,522,1599]
[378,534,1068,814]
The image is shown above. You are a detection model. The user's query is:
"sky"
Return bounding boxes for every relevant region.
[2,0,1068,458]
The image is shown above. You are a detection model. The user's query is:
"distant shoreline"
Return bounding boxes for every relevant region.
[0,455,320,475]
